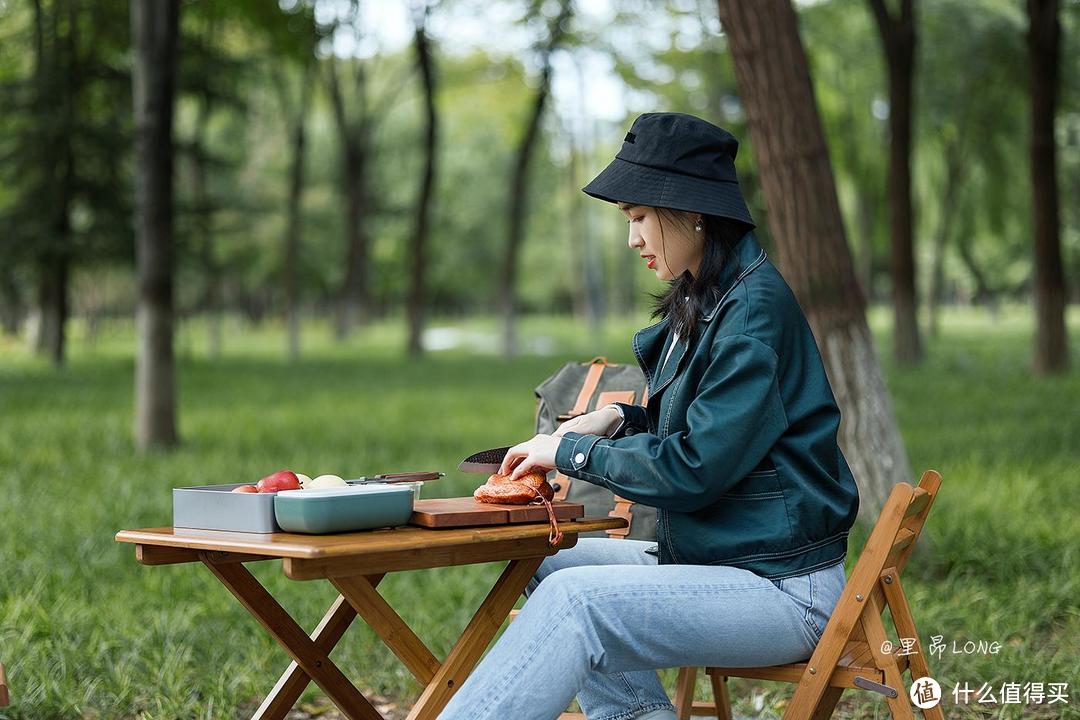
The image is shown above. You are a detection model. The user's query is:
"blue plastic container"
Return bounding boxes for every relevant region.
[273,484,415,534]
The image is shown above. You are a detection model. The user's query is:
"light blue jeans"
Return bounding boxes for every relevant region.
[437,538,847,720]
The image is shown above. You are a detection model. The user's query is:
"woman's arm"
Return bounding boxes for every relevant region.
[553,333,789,513]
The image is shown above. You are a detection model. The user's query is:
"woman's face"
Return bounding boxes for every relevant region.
[619,203,704,281]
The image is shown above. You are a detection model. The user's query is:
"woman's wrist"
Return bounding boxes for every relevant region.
[602,403,626,436]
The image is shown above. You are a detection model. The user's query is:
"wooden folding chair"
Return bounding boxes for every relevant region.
[674,469,944,720]
[1,660,9,706]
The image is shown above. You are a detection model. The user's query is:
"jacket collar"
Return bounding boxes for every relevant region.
[632,231,768,400]
[700,230,768,322]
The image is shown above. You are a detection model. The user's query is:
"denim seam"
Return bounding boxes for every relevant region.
[592,701,678,720]
[803,571,823,639]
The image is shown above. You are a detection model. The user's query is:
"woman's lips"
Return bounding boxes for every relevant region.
[643,255,656,269]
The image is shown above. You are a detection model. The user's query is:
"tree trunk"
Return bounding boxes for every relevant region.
[717,0,914,525]
[406,4,438,358]
[279,61,312,363]
[34,0,78,368]
[191,98,221,360]
[868,0,921,366]
[132,0,180,451]
[928,139,962,338]
[1026,0,1068,374]
[35,252,68,368]
[499,0,573,358]
[327,57,372,340]
[0,270,21,337]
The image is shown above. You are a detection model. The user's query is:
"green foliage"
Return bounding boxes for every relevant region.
[1,308,1078,718]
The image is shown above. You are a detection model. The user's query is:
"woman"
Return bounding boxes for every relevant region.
[438,112,861,720]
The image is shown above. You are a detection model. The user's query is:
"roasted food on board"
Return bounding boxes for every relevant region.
[474,470,563,545]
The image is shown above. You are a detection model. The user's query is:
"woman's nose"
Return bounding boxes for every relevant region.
[628,231,643,250]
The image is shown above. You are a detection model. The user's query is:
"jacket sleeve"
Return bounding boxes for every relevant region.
[612,402,649,433]
[554,333,789,513]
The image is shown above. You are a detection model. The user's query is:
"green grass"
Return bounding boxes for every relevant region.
[1,306,1078,719]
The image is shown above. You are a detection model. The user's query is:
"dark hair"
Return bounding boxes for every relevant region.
[649,209,750,339]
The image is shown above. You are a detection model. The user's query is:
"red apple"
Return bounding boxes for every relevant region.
[256,470,301,493]
[231,485,259,493]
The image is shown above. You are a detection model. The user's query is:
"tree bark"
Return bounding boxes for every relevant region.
[1026,0,1068,374]
[499,0,573,358]
[868,0,921,366]
[132,0,180,450]
[717,0,913,524]
[406,3,438,358]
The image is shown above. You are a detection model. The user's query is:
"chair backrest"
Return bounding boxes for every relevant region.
[784,470,943,713]
[842,469,940,622]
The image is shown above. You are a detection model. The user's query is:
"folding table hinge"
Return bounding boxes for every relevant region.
[853,676,898,698]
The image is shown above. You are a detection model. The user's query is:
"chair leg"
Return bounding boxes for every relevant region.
[707,669,733,720]
[808,686,844,720]
[674,667,699,719]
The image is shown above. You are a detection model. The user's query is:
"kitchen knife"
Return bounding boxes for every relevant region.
[351,471,445,484]
[458,446,511,473]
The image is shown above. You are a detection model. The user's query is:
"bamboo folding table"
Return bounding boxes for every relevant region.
[115,516,626,720]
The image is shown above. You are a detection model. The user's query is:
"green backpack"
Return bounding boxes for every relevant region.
[534,357,657,541]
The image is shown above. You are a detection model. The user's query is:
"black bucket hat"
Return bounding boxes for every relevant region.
[582,112,755,229]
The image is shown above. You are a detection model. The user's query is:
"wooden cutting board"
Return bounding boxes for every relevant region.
[409,497,585,528]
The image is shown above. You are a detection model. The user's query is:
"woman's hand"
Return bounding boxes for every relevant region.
[552,405,622,438]
[499,434,562,481]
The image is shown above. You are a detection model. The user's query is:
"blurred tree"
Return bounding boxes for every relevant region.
[0,0,132,365]
[717,0,913,523]
[868,0,922,366]
[276,58,314,363]
[912,0,1027,333]
[132,0,181,450]
[322,1,415,339]
[799,1,888,302]
[500,0,575,358]
[1027,0,1069,374]
[406,0,439,357]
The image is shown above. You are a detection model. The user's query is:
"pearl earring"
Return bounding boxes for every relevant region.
[694,222,703,232]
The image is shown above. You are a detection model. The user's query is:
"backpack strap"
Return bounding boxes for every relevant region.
[559,358,607,421]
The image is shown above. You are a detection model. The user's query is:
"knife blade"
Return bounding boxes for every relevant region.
[458,446,511,473]
[350,471,445,484]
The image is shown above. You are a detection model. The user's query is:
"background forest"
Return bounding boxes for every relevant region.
[0,0,1078,718]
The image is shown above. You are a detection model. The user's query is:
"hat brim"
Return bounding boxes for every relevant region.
[582,156,755,230]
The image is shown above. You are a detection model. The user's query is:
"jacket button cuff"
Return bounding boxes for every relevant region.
[574,452,585,464]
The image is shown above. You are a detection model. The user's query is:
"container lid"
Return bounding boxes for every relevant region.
[276,484,413,500]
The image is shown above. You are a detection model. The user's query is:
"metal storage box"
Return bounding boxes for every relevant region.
[173,484,282,533]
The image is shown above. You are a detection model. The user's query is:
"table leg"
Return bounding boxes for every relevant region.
[253,573,385,720]
[332,575,441,686]
[405,556,545,720]
[201,554,383,720]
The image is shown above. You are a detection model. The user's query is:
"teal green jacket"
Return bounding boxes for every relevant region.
[555,231,860,580]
